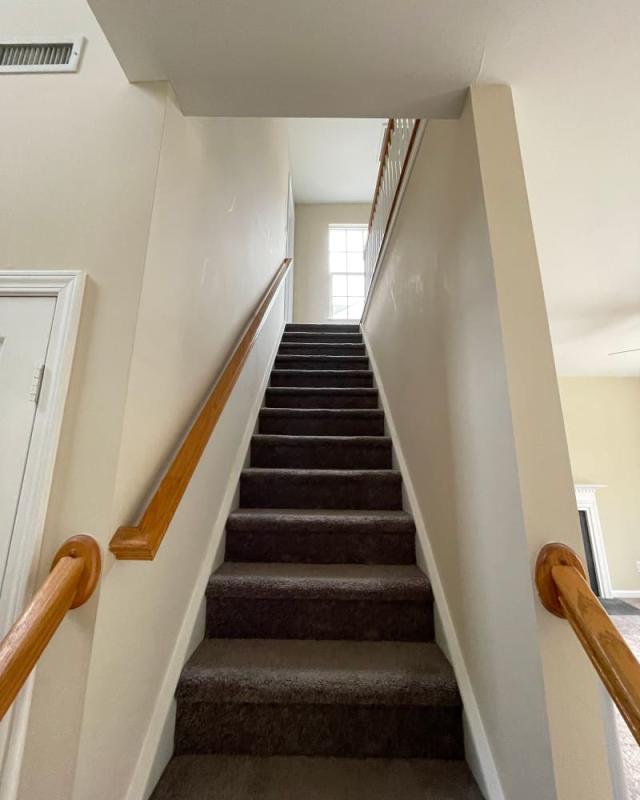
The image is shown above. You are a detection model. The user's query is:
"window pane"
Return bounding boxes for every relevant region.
[332,274,348,296]
[346,228,364,252]
[332,298,349,319]
[329,228,346,252]
[347,274,364,297]
[329,252,347,273]
[346,299,364,319]
[346,252,364,273]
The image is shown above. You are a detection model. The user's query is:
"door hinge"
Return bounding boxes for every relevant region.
[29,365,45,405]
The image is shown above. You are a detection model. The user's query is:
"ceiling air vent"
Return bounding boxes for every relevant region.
[0,37,84,73]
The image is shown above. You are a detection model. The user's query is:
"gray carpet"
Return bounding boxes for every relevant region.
[601,598,640,616]
[151,323,483,797]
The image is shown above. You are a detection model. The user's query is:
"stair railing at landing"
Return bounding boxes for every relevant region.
[0,256,292,720]
[364,118,421,296]
[536,543,640,745]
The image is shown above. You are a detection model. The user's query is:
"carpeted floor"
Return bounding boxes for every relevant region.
[611,599,640,798]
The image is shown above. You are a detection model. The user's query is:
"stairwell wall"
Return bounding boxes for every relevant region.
[0,0,167,797]
[70,91,290,800]
[0,0,290,796]
[362,85,614,800]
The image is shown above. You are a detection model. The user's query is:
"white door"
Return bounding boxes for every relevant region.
[0,296,56,598]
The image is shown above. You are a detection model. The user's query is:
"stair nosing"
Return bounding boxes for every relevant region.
[259,407,383,415]
[270,369,373,376]
[252,434,391,445]
[242,467,401,477]
[265,387,377,393]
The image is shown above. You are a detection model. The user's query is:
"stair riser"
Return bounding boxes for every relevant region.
[225,530,416,564]
[240,473,402,510]
[259,411,385,436]
[275,357,369,371]
[264,390,378,409]
[282,332,363,343]
[175,703,463,759]
[278,343,366,356]
[251,440,392,470]
[205,597,433,641]
[270,372,373,388]
[285,324,360,333]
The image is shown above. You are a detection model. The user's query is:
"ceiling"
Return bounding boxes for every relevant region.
[288,118,385,204]
[87,0,486,118]
[89,0,640,375]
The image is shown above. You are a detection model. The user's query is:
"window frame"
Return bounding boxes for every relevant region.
[327,223,367,321]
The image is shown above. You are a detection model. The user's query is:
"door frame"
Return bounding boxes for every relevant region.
[0,271,85,800]
[285,173,295,323]
[575,484,613,599]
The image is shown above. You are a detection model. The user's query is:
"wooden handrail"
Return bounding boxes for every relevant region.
[110,257,293,561]
[536,542,640,745]
[368,119,394,229]
[0,535,101,720]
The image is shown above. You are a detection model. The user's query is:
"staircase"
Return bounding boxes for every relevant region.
[152,323,482,799]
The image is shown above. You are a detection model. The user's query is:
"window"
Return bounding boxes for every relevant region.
[328,224,367,320]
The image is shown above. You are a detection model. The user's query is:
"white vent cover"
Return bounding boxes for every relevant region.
[0,37,84,73]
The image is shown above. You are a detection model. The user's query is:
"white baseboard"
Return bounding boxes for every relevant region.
[611,590,640,599]
[361,327,503,800]
[126,309,286,800]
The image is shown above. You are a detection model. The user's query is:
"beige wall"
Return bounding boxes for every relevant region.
[363,86,613,800]
[559,378,640,592]
[293,203,370,323]
[0,1,289,798]
[71,93,289,800]
[0,1,166,796]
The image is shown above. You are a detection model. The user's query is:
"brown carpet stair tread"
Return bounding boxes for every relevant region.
[177,638,459,706]
[226,507,414,531]
[155,322,480,795]
[208,562,430,600]
[151,755,483,800]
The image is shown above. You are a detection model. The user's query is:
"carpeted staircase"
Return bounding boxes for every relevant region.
[151,323,482,799]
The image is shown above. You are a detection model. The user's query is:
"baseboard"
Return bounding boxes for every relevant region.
[361,327,504,800]
[126,307,286,800]
[611,590,640,599]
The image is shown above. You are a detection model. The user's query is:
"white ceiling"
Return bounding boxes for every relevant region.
[288,119,385,204]
[87,0,486,118]
[88,0,640,375]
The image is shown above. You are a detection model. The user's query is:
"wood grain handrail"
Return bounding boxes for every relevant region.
[536,542,640,745]
[110,257,293,561]
[368,119,394,229]
[0,535,101,720]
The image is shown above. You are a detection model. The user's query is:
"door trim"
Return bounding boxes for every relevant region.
[0,271,85,800]
[575,484,613,599]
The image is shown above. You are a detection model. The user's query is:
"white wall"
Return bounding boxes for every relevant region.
[112,96,289,524]
[0,1,290,797]
[70,93,289,800]
[559,377,640,593]
[293,203,370,323]
[363,85,613,800]
[0,1,166,797]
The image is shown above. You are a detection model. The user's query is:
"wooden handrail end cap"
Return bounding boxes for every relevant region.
[110,527,156,561]
[51,535,101,608]
[535,542,587,618]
